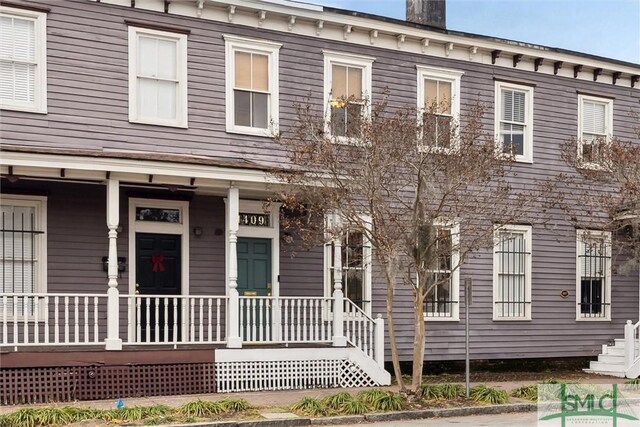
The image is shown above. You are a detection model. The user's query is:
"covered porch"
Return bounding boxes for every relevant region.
[0,148,388,399]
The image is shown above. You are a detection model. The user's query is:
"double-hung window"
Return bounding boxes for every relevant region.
[495,82,533,163]
[416,66,463,152]
[128,26,187,127]
[225,35,280,136]
[323,51,373,141]
[423,222,460,321]
[324,214,372,315]
[576,230,611,321]
[0,6,47,113]
[0,196,47,316]
[493,225,532,320]
[578,95,613,167]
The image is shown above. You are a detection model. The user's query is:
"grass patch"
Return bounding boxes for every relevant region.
[291,390,407,417]
[356,389,388,406]
[368,391,406,412]
[290,397,327,417]
[419,383,465,401]
[470,384,508,404]
[0,400,252,427]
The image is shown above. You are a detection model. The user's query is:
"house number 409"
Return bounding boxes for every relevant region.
[239,213,270,227]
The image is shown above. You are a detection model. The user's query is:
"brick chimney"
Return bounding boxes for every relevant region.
[406,0,446,29]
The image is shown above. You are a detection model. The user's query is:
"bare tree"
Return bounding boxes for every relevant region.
[560,111,640,273]
[274,92,553,393]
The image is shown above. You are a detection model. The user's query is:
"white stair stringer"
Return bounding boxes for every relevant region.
[215,347,390,392]
[585,339,640,379]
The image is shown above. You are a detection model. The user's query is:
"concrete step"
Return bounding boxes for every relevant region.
[589,361,626,373]
[598,354,625,364]
[584,368,627,378]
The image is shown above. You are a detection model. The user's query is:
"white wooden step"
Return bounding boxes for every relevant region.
[598,354,625,364]
[588,360,626,373]
[604,346,625,356]
[584,368,627,378]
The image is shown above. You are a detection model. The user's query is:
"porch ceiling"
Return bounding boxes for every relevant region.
[0,147,285,197]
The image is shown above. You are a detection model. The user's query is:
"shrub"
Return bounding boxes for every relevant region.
[219,399,251,412]
[368,391,406,412]
[322,392,354,410]
[357,389,388,406]
[340,399,369,415]
[511,385,537,401]
[176,400,225,418]
[470,384,508,404]
[290,397,326,416]
[419,383,464,400]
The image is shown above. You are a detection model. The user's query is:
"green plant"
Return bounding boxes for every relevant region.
[322,392,354,410]
[511,385,537,401]
[143,415,176,425]
[219,399,251,412]
[418,384,441,400]
[368,391,405,412]
[4,409,38,427]
[357,389,388,406]
[470,385,508,404]
[290,397,327,416]
[177,400,224,418]
[625,378,640,384]
[439,383,465,400]
[340,399,369,415]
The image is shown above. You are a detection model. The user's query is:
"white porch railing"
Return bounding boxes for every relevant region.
[624,320,640,377]
[122,294,227,345]
[1,293,107,346]
[239,296,333,343]
[344,299,376,360]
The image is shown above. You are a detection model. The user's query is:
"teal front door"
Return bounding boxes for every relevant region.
[237,238,272,341]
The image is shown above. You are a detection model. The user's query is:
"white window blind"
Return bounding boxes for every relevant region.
[581,101,607,139]
[493,226,532,320]
[137,35,178,121]
[0,15,36,104]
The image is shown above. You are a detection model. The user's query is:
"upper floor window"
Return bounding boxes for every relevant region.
[576,230,611,321]
[0,7,47,113]
[493,225,532,320]
[224,35,280,136]
[323,51,373,141]
[128,27,187,128]
[495,82,533,163]
[324,214,372,315]
[422,222,460,321]
[578,95,613,167]
[0,196,47,315]
[416,66,463,153]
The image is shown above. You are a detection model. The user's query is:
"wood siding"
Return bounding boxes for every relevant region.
[1,0,639,362]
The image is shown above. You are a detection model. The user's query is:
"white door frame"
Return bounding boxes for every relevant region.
[127,198,190,340]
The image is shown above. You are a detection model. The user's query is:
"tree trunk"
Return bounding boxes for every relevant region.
[411,289,426,391]
[384,262,404,392]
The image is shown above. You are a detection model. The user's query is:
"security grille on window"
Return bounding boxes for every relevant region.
[329,64,364,138]
[423,227,457,318]
[1,203,44,315]
[579,96,612,164]
[327,229,370,313]
[494,226,531,319]
[577,231,611,320]
[423,79,452,149]
[0,7,46,112]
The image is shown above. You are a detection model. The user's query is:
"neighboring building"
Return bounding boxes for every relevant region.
[1,0,639,403]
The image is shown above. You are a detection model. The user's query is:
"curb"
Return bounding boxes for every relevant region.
[156,402,537,427]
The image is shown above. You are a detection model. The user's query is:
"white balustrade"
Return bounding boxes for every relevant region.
[123,294,227,345]
[0,293,107,346]
[343,299,377,360]
[624,320,640,372]
[239,296,333,344]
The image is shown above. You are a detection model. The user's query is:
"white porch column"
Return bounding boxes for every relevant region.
[332,237,347,347]
[226,186,242,348]
[105,179,122,350]
[374,314,385,368]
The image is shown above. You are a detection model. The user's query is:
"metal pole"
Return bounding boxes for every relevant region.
[464,277,472,398]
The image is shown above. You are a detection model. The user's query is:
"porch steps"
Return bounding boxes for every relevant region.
[584,339,640,378]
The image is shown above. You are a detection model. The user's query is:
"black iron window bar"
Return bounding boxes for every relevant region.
[495,234,531,318]
[578,240,610,318]
[1,210,45,315]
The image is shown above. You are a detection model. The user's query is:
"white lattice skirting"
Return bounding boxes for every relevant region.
[215,348,379,392]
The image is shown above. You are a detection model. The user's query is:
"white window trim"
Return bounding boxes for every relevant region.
[423,221,460,322]
[0,6,47,114]
[492,224,532,321]
[224,35,281,137]
[577,94,613,169]
[128,26,188,128]
[494,81,534,164]
[0,195,48,296]
[323,212,373,317]
[575,229,612,322]
[323,50,374,145]
[416,65,463,154]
